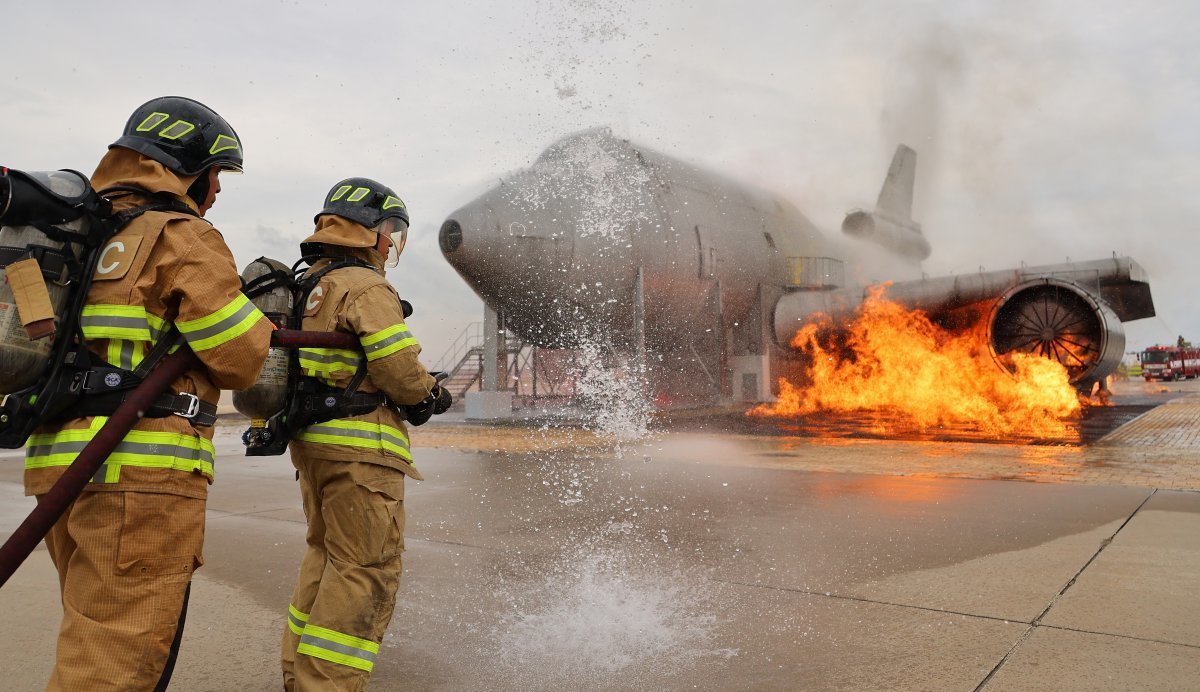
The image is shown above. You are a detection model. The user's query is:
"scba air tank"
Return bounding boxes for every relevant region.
[233,257,293,420]
[0,225,81,393]
[0,169,98,394]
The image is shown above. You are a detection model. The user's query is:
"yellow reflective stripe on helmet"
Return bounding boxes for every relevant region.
[360,324,418,362]
[294,419,412,460]
[296,624,379,672]
[25,417,217,481]
[329,185,352,202]
[176,293,264,352]
[136,112,170,132]
[288,604,309,636]
[209,134,239,155]
[157,120,196,140]
[381,195,405,211]
[81,305,168,341]
[346,187,370,203]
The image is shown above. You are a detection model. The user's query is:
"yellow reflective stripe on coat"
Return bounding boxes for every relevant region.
[287,604,309,636]
[24,417,216,483]
[296,623,379,672]
[176,293,264,352]
[80,304,168,342]
[360,323,418,362]
[106,338,147,371]
[294,419,412,460]
[298,347,362,379]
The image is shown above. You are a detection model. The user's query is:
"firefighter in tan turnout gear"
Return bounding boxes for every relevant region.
[281,178,451,690]
[22,97,272,690]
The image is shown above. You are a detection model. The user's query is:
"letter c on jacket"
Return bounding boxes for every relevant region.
[98,241,126,275]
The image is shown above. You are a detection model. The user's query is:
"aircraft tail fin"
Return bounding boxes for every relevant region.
[841,144,928,261]
[875,144,916,223]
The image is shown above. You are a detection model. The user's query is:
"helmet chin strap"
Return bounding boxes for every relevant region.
[185,170,210,208]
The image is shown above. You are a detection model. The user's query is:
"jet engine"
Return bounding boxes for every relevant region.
[771,259,1143,390]
[987,278,1124,387]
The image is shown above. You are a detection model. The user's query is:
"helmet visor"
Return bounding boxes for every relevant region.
[375,217,408,268]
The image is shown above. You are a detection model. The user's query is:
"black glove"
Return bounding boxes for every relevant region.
[432,384,453,414]
[402,384,452,426]
[404,398,434,426]
[401,299,413,318]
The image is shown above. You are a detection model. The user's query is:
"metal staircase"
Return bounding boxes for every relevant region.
[444,348,483,396]
[433,322,526,398]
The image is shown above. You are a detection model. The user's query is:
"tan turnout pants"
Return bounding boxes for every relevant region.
[41,490,204,691]
[282,455,406,691]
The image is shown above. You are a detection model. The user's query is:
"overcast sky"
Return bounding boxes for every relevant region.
[3,0,1197,360]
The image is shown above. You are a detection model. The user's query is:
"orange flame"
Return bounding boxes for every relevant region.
[751,290,1083,438]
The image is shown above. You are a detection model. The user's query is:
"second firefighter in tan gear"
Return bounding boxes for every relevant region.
[282,177,448,690]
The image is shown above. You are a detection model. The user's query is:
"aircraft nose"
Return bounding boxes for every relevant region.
[440,194,496,262]
[439,218,463,254]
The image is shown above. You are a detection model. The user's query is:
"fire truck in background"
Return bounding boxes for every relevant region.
[1138,345,1200,381]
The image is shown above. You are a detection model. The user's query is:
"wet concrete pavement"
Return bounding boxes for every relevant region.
[0,383,1197,690]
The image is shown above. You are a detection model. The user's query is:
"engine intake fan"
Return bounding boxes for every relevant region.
[987,279,1124,388]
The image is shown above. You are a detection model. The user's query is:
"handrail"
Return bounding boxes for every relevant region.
[433,322,483,372]
[445,347,483,381]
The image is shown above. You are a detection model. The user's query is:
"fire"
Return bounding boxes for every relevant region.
[751,290,1084,438]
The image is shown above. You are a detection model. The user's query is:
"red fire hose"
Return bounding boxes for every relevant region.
[269,329,357,350]
[0,329,357,588]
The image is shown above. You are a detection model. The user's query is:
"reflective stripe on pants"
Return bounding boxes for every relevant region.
[295,620,380,672]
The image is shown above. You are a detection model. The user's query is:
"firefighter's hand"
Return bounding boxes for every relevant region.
[404,399,434,426]
[432,385,453,415]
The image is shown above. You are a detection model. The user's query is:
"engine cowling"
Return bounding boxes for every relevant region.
[987,279,1124,387]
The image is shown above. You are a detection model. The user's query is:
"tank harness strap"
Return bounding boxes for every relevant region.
[93,324,214,424]
[67,390,219,427]
[97,186,200,214]
[0,245,75,282]
[286,257,387,428]
[106,199,199,230]
[133,328,184,380]
[241,264,294,300]
[290,385,389,423]
[55,330,216,427]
